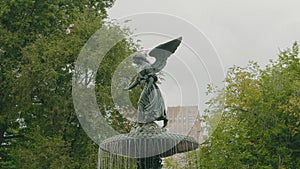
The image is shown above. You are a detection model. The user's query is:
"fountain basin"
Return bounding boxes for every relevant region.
[99,122,198,158]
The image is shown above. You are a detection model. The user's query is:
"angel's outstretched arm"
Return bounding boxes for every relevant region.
[123,77,139,91]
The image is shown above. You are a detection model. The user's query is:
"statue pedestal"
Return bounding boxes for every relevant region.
[137,155,162,169]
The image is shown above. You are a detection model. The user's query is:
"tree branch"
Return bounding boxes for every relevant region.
[4,134,24,140]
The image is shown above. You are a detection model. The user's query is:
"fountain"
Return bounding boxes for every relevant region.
[99,37,199,169]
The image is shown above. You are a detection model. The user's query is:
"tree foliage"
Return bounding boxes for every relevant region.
[188,43,300,168]
[0,0,138,168]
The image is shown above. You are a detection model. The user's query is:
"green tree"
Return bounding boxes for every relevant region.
[189,43,300,169]
[0,0,138,168]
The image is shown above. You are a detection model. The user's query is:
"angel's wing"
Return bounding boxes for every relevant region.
[148,37,182,73]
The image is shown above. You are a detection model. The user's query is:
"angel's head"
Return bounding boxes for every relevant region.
[133,53,150,65]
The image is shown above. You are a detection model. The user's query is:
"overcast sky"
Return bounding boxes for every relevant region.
[107,0,300,110]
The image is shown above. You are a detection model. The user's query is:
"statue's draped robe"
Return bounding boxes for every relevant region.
[137,68,167,123]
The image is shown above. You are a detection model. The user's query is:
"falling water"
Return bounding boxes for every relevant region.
[98,145,202,168]
[98,123,200,169]
[98,150,137,169]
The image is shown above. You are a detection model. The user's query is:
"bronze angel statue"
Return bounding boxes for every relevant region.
[123,37,182,128]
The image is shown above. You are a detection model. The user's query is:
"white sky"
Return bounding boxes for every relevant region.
[108,0,300,67]
[107,0,300,109]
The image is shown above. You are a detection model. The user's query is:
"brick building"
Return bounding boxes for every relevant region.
[166,106,201,143]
